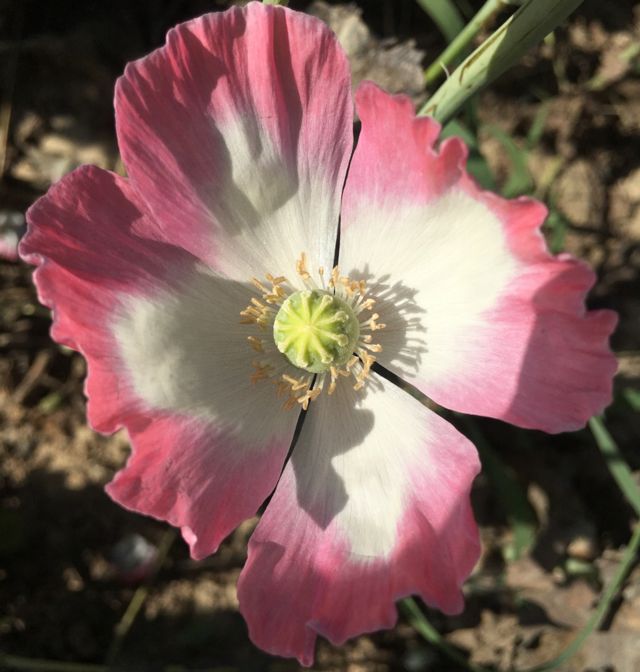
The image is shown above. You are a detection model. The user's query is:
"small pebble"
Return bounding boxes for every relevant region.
[567,535,598,561]
[0,210,26,261]
[109,533,158,583]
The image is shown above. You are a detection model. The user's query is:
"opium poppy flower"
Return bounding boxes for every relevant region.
[19,1,617,665]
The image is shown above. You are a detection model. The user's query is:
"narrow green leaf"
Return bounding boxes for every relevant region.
[420,0,584,123]
[485,124,533,197]
[417,0,465,43]
[544,208,568,253]
[440,118,478,147]
[589,416,640,518]
[423,0,510,86]
[401,598,492,672]
[526,101,551,149]
[463,418,537,560]
[440,119,496,189]
[38,392,63,414]
[404,415,640,672]
[520,416,640,671]
[564,557,599,580]
[522,523,640,672]
[466,154,497,190]
[623,387,640,413]
[404,525,640,672]
[105,529,177,665]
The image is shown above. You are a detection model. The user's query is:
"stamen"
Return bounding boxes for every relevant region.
[282,373,310,391]
[266,274,287,285]
[280,372,318,410]
[296,253,312,285]
[297,386,322,410]
[361,313,386,332]
[354,297,375,313]
[329,266,340,290]
[328,366,339,395]
[241,253,387,409]
[251,277,269,293]
[251,361,273,384]
[247,336,264,352]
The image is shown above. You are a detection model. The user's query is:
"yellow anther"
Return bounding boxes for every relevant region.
[361,313,386,332]
[296,253,311,281]
[296,386,322,410]
[252,277,268,293]
[328,366,339,395]
[266,274,287,285]
[282,374,309,391]
[359,298,375,311]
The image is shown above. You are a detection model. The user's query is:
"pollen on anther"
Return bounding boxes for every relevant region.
[251,277,268,293]
[296,253,311,282]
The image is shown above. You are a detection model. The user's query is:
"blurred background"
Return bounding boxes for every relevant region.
[1,0,639,670]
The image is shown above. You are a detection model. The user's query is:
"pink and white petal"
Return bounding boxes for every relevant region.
[20,166,300,559]
[116,2,353,280]
[340,82,617,433]
[237,373,480,665]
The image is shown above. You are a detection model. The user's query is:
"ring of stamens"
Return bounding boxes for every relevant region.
[240,253,386,410]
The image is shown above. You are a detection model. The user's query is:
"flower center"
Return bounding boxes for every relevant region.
[240,253,386,410]
[273,290,360,373]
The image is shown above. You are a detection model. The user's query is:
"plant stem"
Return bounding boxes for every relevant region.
[419,0,584,123]
[522,522,640,672]
[589,416,640,517]
[401,598,494,672]
[416,0,465,44]
[404,412,640,671]
[424,0,511,87]
[404,524,640,672]
[104,529,176,665]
